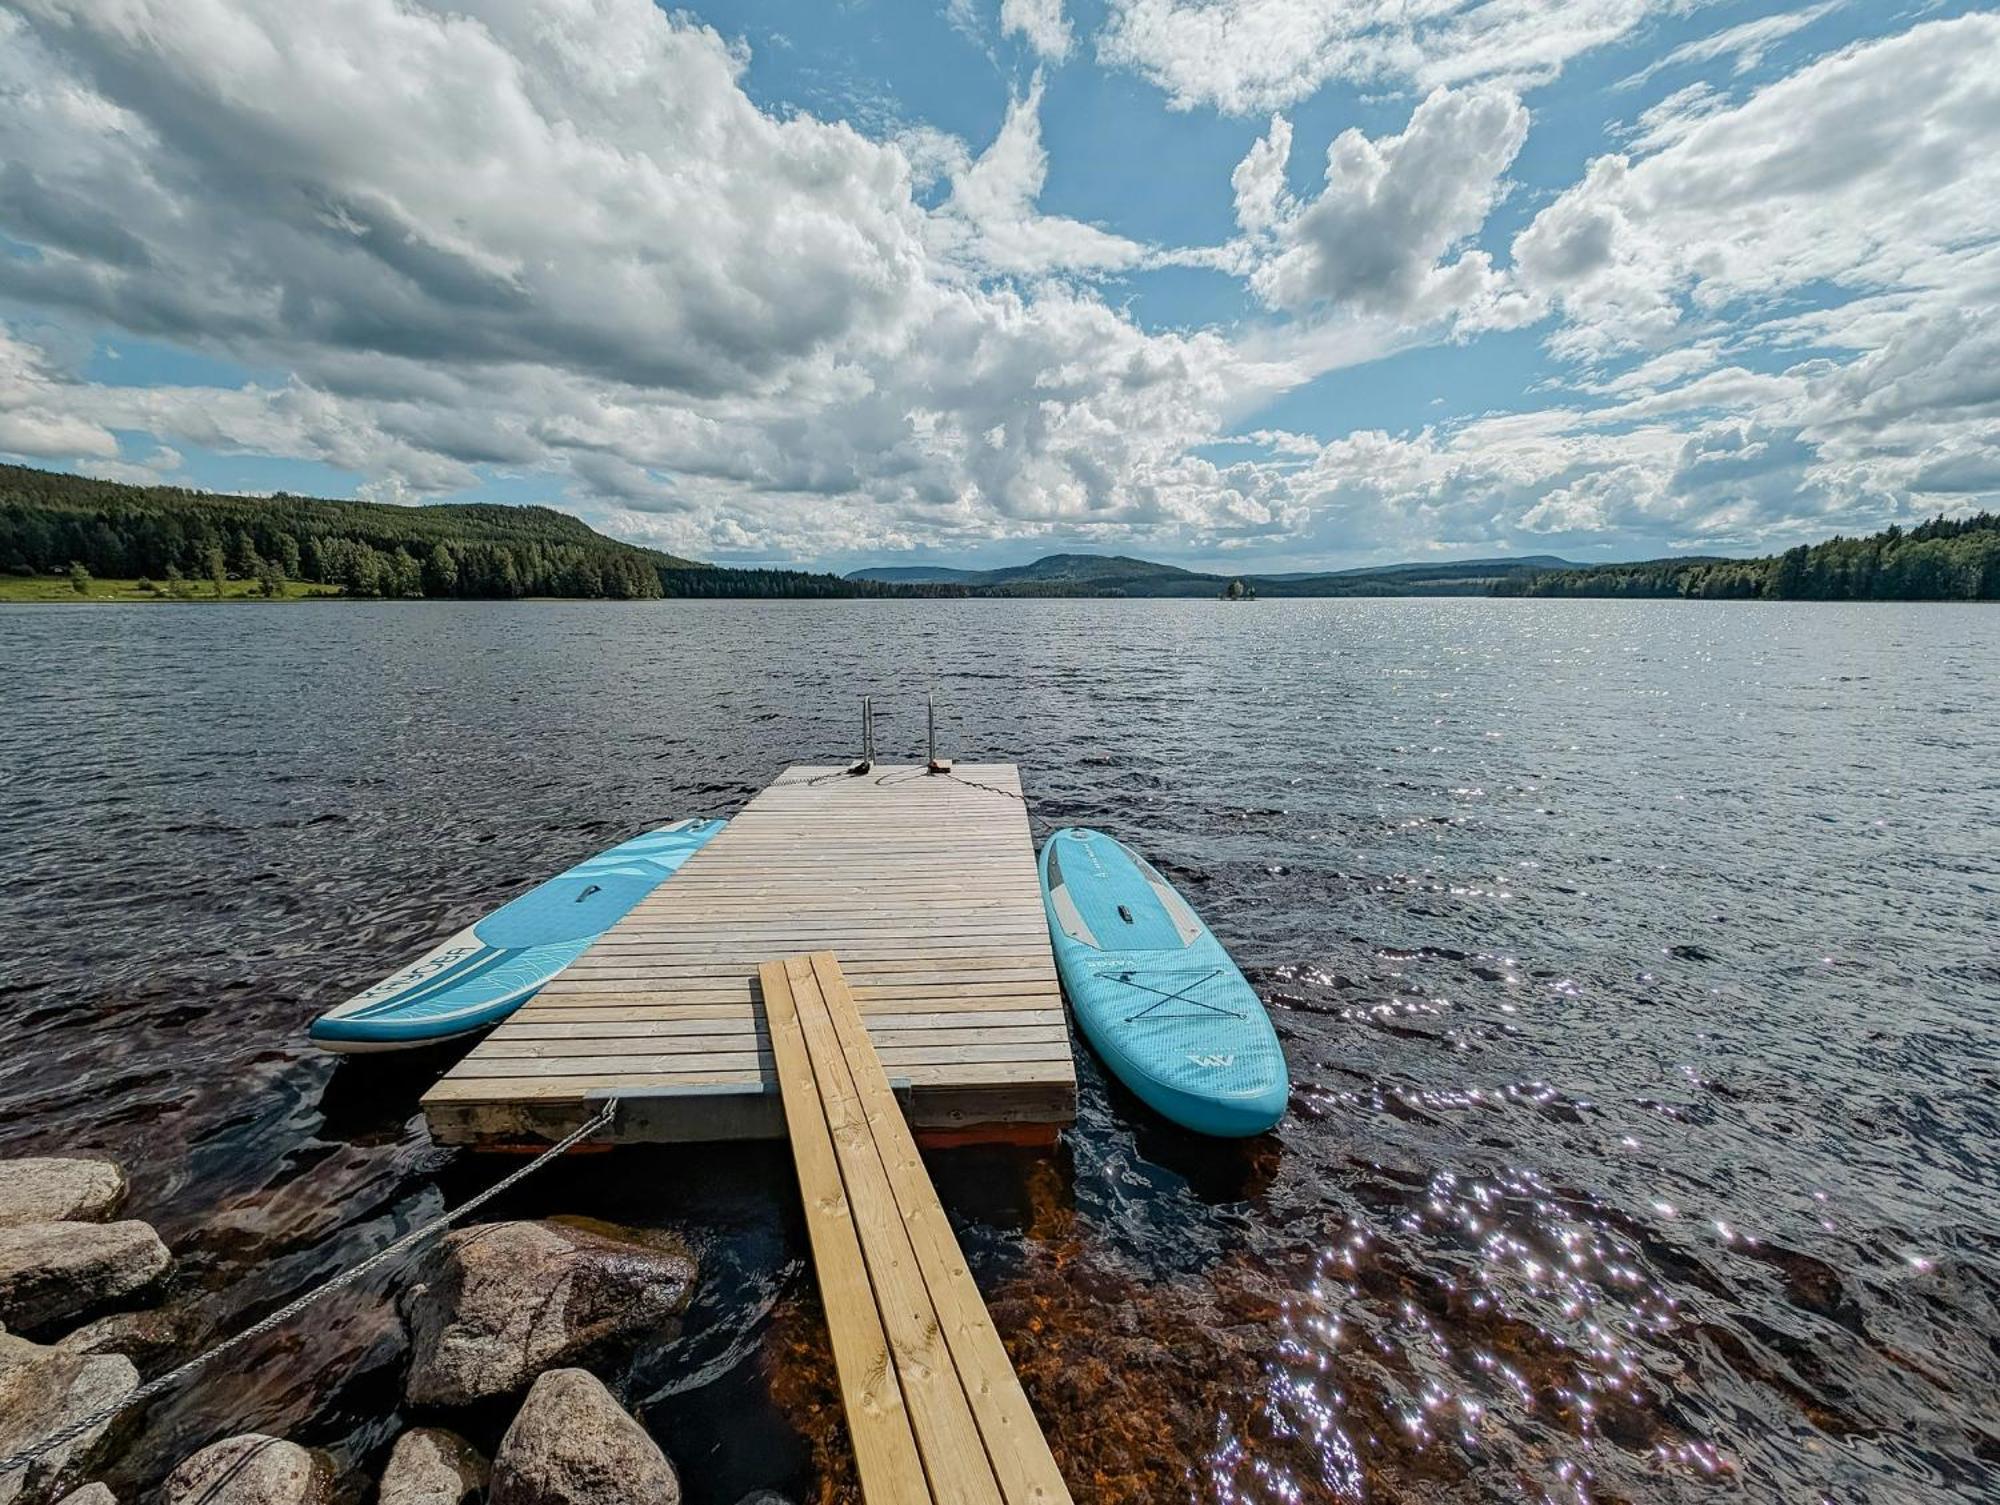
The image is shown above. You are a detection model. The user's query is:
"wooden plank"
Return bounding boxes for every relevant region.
[761,961,931,1505]
[786,957,1002,1505]
[810,954,1074,1505]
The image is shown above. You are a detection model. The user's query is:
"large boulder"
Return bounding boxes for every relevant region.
[0,1332,137,1505]
[161,1436,333,1505]
[401,1221,695,1407]
[0,1162,126,1229]
[0,1222,171,1333]
[379,1428,488,1505]
[490,1369,677,1505]
[55,1487,117,1505]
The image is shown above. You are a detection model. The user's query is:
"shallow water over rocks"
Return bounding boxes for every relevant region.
[1,598,1995,1503]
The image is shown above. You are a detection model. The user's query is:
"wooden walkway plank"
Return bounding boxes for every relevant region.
[761,961,932,1505]
[771,953,1073,1505]
[786,957,1004,1505]
[810,953,1075,1505]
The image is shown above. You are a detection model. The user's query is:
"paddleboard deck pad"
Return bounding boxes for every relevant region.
[1039,827,1287,1136]
[310,819,724,1052]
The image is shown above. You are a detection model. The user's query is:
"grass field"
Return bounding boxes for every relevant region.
[0,574,337,603]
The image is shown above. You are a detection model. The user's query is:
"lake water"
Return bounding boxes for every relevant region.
[1,599,1995,1504]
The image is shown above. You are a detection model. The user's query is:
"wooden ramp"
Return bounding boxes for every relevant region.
[422,765,1075,1146]
[764,953,1072,1505]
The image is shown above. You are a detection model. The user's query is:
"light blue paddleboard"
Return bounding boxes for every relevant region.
[310,819,725,1052]
[1039,827,1288,1137]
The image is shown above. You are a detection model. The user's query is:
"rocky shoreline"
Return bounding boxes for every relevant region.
[0,1158,770,1505]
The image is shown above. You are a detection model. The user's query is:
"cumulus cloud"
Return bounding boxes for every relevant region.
[0,0,1993,568]
[1515,14,2000,362]
[1001,0,1073,61]
[1230,115,1293,236]
[935,79,1148,276]
[0,0,1259,559]
[1099,0,1683,114]
[1185,18,2000,559]
[0,329,118,459]
[1247,87,1529,327]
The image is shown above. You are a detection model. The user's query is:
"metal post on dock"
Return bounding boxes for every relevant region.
[850,695,874,775]
[926,691,952,774]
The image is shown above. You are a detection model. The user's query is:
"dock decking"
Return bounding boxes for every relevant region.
[421,765,1076,1146]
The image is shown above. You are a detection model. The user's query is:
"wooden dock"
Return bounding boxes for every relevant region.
[422,765,1076,1146]
[765,953,1072,1504]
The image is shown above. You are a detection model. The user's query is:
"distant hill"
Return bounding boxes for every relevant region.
[846,550,1577,597]
[1256,554,1574,581]
[0,464,958,601]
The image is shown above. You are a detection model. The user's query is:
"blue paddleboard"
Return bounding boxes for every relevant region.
[1039,828,1288,1136]
[310,819,724,1052]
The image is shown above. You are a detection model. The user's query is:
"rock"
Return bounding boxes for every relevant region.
[0,1222,171,1333]
[0,1331,137,1505]
[162,1436,334,1505]
[490,1369,677,1505]
[58,1306,204,1370]
[56,1487,117,1505]
[379,1429,489,1505]
[731,1494,793,1505]
[401,1221,695,1407]
[0,1161,126,1230]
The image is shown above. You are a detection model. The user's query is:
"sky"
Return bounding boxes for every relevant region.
[1,0,1996,572]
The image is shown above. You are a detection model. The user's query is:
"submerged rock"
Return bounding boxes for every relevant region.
[379,1428,489,1505]
[0,1222,171,1333]
[162,1436,334,1505]
[401,1221,695,1406]
[57,1306,204,1370]
[490,1369,678,1505]
[0,1332,137,1505]
[0,1162,126,1230]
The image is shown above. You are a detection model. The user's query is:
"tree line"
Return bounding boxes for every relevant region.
[1491,514,2000,601]
[0,464,680,599]
[0,464,985,601]
[657,568,966,598]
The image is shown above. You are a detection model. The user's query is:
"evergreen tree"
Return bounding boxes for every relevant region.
[424,540,459,596]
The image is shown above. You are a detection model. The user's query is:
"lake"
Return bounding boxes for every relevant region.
[1,598,1995,1503]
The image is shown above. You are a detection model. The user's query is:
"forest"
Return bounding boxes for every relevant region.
[0,465,944,600]
[1490,514,2000,600]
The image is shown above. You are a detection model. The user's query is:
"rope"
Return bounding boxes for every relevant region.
[941,770,1029,804]
[941,769,1059,840]
[0,1098,620,1478]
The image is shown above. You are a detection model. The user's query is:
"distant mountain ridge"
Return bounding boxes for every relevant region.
[846,551,1577,596]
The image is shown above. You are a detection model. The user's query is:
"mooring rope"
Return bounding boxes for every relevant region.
[940,769,1060,840]
[0,1098,620,1478]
